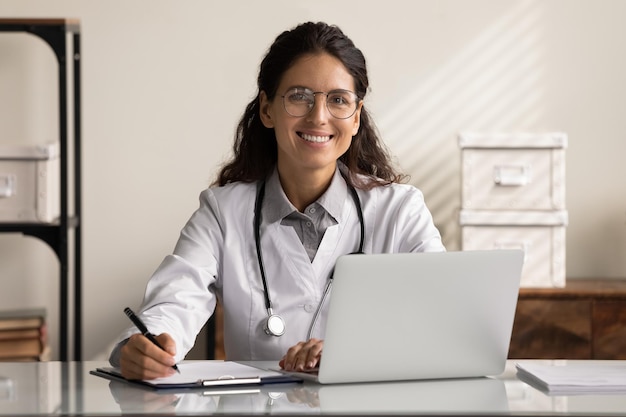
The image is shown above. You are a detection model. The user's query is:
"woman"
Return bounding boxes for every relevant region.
[111,21,445,380]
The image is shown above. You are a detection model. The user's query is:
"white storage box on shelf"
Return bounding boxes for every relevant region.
[0,142,60,223]
[458,132,568,288]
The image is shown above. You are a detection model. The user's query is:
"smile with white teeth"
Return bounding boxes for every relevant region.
[299,132,332,143]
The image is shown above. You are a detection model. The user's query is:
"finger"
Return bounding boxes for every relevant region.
[293,339,322,371]
[121,351,175,380]
[302,339,323,369]
[138,333,177,368]
[120,334,177,379]
[155,333,177,357]
[280,341,306,371]
[291,339,321,371]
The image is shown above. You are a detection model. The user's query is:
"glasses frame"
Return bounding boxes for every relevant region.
[280,87,362,120]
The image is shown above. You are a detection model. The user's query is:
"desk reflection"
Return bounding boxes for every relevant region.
[108,381,189,413]
[105,376,508,414]
[9,360,626,415]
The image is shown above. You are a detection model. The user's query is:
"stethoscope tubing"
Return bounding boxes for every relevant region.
[254,177,365,337]
[254,181,273,314]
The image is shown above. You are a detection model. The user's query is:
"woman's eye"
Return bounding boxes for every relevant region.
[289,93,311,102]
[328,94,349,106]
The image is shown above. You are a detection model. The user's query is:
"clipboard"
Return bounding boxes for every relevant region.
[90,361,301,390]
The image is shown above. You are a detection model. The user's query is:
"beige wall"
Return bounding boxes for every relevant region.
[1,0,625,360]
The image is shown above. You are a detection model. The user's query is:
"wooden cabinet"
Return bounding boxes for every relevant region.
[509,278,626,359]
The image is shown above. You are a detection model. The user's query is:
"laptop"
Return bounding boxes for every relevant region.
[279,249,523,384]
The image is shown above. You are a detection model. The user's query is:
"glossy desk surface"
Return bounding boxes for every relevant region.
[1,360,626,416]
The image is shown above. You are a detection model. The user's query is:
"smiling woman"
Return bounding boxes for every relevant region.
[217,22,404,192]
[259,53,362,200]
[109,21,445,381]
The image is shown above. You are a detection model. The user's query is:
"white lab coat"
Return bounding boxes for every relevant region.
[114,173,445,363]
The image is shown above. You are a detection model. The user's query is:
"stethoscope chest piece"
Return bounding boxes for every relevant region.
[264,312,286,337]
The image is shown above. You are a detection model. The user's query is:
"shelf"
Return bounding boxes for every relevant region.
[0,218,80,258]
[0,18,82,361]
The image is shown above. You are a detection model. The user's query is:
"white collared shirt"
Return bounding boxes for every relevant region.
[110,167,445,364]
[268,167,342,261]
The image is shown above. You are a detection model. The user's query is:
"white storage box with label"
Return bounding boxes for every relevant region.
[0,143,60,223]
[459,132,567,210]
[460,210,568,287]
[458,132,568,288]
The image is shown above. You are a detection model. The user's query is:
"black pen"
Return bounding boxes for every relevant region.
[123,307,180,373]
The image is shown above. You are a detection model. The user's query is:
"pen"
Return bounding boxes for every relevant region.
[123,307,180,373]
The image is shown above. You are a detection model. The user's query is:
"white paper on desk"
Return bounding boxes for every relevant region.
[146,361,283,385]
[516,362,626,395]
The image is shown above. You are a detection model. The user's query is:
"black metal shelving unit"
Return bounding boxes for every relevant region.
[0,18,82,361]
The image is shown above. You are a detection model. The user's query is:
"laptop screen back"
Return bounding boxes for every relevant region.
[317,250,524,384]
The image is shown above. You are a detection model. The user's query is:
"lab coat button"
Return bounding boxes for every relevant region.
[304,304,315,312]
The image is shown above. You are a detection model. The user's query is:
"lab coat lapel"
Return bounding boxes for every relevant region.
[267,222,318,293]
[311,190,359,278]
[312,223,341,277]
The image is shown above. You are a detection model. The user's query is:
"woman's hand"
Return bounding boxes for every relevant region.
[279,338,323,371]
[119,333,178,380]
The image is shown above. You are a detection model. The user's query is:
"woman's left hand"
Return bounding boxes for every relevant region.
[279,338,323,371]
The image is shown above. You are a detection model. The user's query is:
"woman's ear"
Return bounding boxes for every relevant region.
[259,91,274,128]
[351,101,363,136]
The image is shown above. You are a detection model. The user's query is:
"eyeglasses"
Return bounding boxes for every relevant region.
[281,87,361,119]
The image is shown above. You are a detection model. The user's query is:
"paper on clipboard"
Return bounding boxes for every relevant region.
[90,361,301,390]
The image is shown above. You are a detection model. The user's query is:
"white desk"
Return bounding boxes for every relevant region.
[1,360,626,415]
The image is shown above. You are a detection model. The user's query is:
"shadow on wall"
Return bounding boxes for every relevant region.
[377,0,547,250]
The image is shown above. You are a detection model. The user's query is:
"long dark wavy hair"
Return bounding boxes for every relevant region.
[214,22,406,189]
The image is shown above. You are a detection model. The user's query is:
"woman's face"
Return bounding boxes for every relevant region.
[260,52,362,180]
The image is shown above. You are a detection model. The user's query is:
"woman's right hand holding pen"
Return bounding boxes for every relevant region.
[119,332,178,380]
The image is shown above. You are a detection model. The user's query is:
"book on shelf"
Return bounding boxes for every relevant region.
[0,308,46,331]
[0,308,48,361]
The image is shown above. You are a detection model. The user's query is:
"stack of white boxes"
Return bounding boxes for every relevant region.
[458,132,568,287]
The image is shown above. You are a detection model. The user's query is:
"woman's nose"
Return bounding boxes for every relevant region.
[306,95,329,123]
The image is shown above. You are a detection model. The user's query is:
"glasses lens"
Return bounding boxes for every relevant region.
[283,88,314,117]
[326,90,358,119]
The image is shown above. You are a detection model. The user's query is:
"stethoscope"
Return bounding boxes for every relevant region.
[254,178,365,337]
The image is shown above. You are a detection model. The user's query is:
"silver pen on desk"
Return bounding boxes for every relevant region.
[123,307,180,373]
